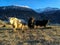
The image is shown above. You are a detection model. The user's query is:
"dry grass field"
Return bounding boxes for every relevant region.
[0,24,60,45]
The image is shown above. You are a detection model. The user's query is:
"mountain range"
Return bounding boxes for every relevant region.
[0,5,60,24]
[0,5,39,21]
[36,7,60,24]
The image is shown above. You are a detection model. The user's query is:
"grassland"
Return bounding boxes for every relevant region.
[0,24,60,45]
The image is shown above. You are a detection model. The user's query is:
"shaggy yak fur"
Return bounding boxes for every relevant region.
[9,17,28,30]
[28,17,35,28]
[34,19,49,27]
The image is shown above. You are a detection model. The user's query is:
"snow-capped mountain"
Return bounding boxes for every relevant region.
[35,7,59,13]
[0,5,39,21]
[0,5,32,11]
[0,6,60,24]
[36,7,60,24]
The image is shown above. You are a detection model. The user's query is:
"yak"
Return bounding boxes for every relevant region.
[9,17,28,31]
[28,17,35,28]
[34,19,49,27]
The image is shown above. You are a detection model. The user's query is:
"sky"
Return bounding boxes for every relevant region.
[0,0,60,9]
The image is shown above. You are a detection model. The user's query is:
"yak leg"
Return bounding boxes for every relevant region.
[13,21,18,32]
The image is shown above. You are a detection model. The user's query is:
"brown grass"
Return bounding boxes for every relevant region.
[0,25,60,45]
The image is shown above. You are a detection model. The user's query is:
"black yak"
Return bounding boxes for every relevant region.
[28,17,35,28]
[34,19,49,27]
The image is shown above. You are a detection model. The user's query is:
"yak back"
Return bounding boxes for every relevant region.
[34,19,49,26]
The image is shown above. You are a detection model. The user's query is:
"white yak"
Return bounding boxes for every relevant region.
[9,17,28,31]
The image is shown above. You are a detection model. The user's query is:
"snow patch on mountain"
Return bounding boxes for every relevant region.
[12,5,30,8]
[35,7,60,13]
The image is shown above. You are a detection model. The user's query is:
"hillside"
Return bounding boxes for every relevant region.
[0,5,39,21]
[0,25,60,45]
[0,6,60,24]
[36,7,60,24]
